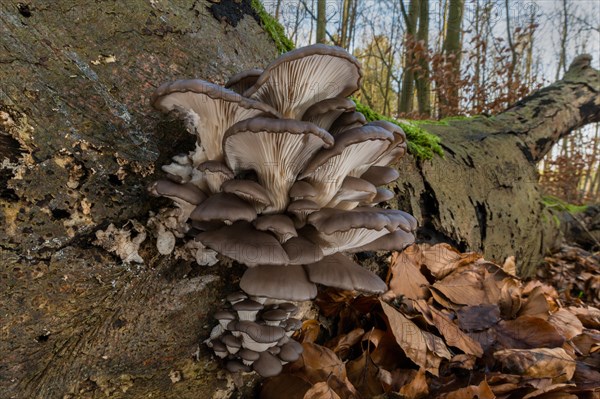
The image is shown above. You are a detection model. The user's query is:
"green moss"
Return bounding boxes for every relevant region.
[251,1,443,160]
[542,195,588,214]
[251,0,294,53]
[354,100,444,160]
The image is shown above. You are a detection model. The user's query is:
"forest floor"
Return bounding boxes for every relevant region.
[253,242,600,399]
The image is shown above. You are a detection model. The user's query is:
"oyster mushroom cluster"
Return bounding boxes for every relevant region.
[149,44,417,373]
[206,291,303,377]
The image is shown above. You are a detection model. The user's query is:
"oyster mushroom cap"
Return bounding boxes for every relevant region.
[360,166,400,187]
[148,179,206,205]
[362,188,395,206]
[221,179,271,212]
[224,117,334,213]
[282,234,325,265]
[244,44,362,118]
[196,221,289,267]
[253,214,298,243]
[303,253,388,294]
[240,264,317,301]
[253,351,283,377]
[326,176,377,209]
[301,97,356,130]
[346,229,415,253]
[151,79,280,160]
[368,120,408,166]
[289,181,317,200]
[299,124,394,207]
[197,161,234,193]
[329,111,367,136]
[225,68,263,94]
[190,192,256,224]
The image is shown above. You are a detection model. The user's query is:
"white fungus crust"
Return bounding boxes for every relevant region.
[149,44,418,376]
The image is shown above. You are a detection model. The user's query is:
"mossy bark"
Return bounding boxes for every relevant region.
[1,1,599,398]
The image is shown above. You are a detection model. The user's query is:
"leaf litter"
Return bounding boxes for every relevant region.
[259,243,600,398]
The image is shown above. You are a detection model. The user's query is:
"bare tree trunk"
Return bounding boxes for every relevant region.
[398,0,419,114]
[439,0,464,116]
[415,0,431,116]
[316,0,327,43]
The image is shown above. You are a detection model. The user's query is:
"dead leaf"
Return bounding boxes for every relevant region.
[498,277,522,318]
[437,379,495,399]
[567,306,600,329]
[519,286,551,319]
[448,354,477,370]
[496,316,565,349]
[547,309,584,340]
[493,348,576,383]
[260,374,312,399]
[414,300,484,357]
[346,352,385,397]
[287,343,347,384]
[380,300,450,375]
[522,382,577,399]
[502,255,517,276]
[571,330,600,356]
[456,304,501,331]
[303,382,342,399]
[397,367,429,399]
[325,328,365,359]
[384,250,430,301]
[296,319,321,343]
[432,269,487,306]
[420,243,482,279]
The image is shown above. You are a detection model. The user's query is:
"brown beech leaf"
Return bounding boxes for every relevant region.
[384,250,430,301]
[303,382,342,399]
[522,383,577,399]
[496,315,565,349]
[420,243,482,279]
[547,309,584,340]
[437,379,495,399]
[325,328,365,359]
[380,300,451,375]
[457,304,501,331]
[260,374,312,399]
[432,269,487,306]
[414,300,484,357]
[493,348,576,383]
[498,277,522,318]
[567,306,600,329]
[448,353,477,370]
[502,255,517,276]
[287,342,347,383]
[429,286,461,310]
[315,289,356,317]
[346,352,385,397]
[397,367,429,399]
[325,375,361,399]
[519,286,551,319]
[571,330,600,356]
[296,319,321,343]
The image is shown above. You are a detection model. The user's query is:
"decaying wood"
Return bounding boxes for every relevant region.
[0,0,598,398]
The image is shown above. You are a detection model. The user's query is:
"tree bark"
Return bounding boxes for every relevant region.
[1,2,599,398]
[439,0,464,116]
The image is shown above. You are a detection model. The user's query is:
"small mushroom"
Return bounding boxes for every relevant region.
[235,320,286,352]
[280,318,303,337]
[360,166,400,187]
[329,111,367,135]
[224,117,333,212]
[238,348,261,366]
[346,229,415,253]
[287,199,320,226]
[221,334,242,354]
[214,310,236,329]
[221,179,271,212]
[240,264,317,301]
[301,97,356,130]
[252,351,283,377]
[196,221,289,267]
[276,302,298,317]
[244,44,362,119]
[261,309,288,326]
[148,179,206,205]
[226,359,251,373]
[190,193,257,224]
[233,299,264,321]
[151,79,280,160]
[303,253,388,294]
[227,291,248,305]
[210,339,228,359]
[253,214,297,243]
[289,181,317,201]
[197,161,234,193]
[225,68,263,94]
[278,341,302,363]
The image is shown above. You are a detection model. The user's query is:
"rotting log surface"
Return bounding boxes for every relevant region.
[0,1,276,398]
[1,1,599,398]
[391,55,600,274]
